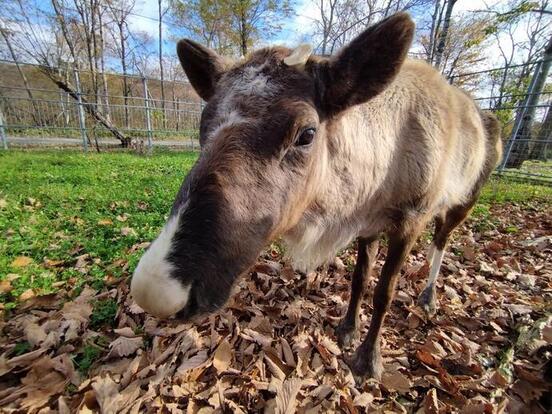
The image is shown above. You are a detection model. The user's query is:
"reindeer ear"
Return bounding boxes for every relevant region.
[313,12,415,116]
[177,39,230,101]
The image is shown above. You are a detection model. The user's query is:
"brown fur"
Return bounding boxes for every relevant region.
[135,12,502,383]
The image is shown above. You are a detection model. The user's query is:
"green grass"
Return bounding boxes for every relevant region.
[90,298,119,329]
[0,150,551,308]
[479,175,552,205]
[0,149,197,308]
[73,344,103,375]
[11,341,31,356]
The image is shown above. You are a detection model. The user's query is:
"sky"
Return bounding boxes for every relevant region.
[6,0,548,75]
[129,0,506,47]
[125,0,520,76]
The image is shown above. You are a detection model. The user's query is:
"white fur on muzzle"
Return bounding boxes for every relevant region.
[130,216,191,318]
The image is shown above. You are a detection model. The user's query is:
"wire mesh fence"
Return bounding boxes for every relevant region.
[450,58,552,185]
[0,60,202,152]
[0,59,551,183]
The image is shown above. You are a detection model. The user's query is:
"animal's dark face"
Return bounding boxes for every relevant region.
[130,13,414,320]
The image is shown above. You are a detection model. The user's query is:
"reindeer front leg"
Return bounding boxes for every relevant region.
[336,236,379,347]
[347,229,420,382]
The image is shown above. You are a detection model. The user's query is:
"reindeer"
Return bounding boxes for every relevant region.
[130,13,502,381]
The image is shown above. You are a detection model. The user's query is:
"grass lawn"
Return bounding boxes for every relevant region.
[0,150,197,309]
[1,149,551,310]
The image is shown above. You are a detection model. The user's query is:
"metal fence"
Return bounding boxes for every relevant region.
[0,59,551,183]
[450,58,552,184]
[0,61,202,152]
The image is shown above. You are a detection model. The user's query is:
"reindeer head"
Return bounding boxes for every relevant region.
[130,13,414,321]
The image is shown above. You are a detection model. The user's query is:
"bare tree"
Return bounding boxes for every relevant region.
[227,0,293,56]
[26,0,130,146]
[425,0,446,63]
[479,0,550,107]
[97,4,111,123]
[106,0,136,128]
[420,14,491,80]
[171,0,234,54]
[171,0,293,57]
[433,0,457,69]
[310,0,431,55]
[0,25,42,125]
[474,0,551,167]
[158,0,169,127]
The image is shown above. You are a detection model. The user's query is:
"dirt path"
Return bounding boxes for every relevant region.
[5,136,198,149]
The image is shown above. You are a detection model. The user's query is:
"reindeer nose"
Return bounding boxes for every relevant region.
[130,259,191,318]
[130,216,191,318]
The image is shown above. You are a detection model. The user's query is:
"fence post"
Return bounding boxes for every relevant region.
[195,100,205,150]
[142,77,153,154]
[0,105,7,150]
[499,60,543,172]
[73,69,88,152]
[176,98,180,132]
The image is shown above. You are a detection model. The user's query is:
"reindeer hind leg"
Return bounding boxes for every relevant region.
[418,202,476,317]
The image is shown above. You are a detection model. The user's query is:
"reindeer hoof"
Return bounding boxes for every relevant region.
[346,350,383,385]
[417,287,437,317]
[335,320,357,348]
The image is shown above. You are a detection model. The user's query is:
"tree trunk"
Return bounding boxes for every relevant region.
[506,34,552,168]
[495,64,510,109]
[98,7,111,123]
[90,0,101,152]
[120,22,130,129]
[240,11,248,56]
[0,27,42,126]
[158,0,166,129]
[434,0,456,70]
[43,68,130,146]
[427,0,441,63]
[52,0,78,63]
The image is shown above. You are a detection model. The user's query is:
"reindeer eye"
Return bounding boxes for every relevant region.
[295,128,316,147]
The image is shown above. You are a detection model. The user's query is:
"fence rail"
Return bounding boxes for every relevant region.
[0,60,551,183]
[0,61,202,152]
[449,58,551,184]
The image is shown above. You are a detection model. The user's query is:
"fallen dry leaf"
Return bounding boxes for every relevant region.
[121,227,137,237]
[424,388,440,414]
[107,336,143,358]
[416,349,441,369]
[353,392,374,407]
[178,350,208,374]
[382,369,412,393]
[91,375,120,413]
[212,338,232,372]
[23,321,47,347]
[11,256,33,268]
[0,280,12,294]
[19,288,36,301]
[274,378,303,414]
[0,202,549,412]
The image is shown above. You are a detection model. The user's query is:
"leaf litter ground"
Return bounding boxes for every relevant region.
[1,202,551,413]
